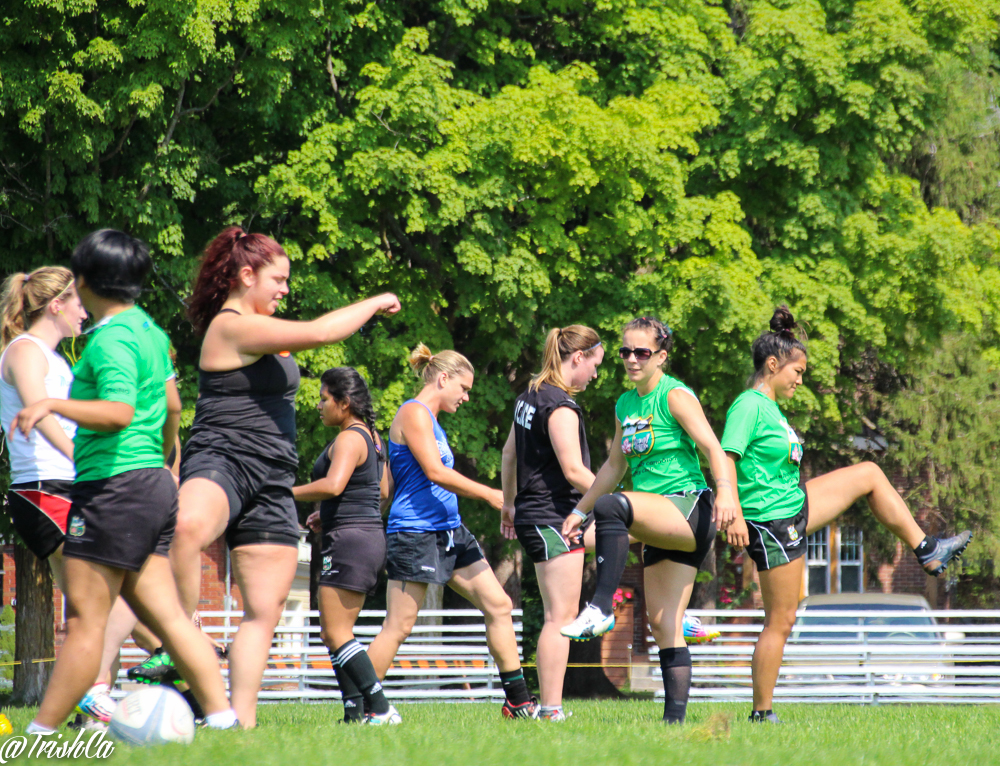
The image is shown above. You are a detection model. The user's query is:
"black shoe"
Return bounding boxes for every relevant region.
[126,647,182,685]
[917,531,972,576]
[749,710,783,724]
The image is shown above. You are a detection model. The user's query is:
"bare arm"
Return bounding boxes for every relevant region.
[12,398,134,437]
[548,406,596,495]
[163,378,181,465]
[380,461,393,516]
[561,419,628,540]
[4,341,75,460]
[400,403,503,510]
[293,430,368,502]
[221,294,401,357]
[500,425,517,538]
[667,388,743,536]
[723,453,749,547]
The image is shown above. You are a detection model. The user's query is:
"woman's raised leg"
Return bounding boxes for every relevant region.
[169,478,230,616]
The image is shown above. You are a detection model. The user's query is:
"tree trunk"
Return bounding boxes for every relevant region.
[12,543,54,705]
[562,557,621,698]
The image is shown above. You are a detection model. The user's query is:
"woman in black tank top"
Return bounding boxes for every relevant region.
[293,367,398,724]
[165,227,400,729]
[500,325,604,721]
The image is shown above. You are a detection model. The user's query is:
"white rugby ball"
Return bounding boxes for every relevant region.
[108,686,195,746]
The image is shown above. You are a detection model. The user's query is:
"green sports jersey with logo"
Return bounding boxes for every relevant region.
[720,389,805,522]
[614,374,706,496]
[71,306,175,482]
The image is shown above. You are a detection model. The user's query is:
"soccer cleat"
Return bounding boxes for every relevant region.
[127,647,181,685]
[74,683,116,724]
[501,697,539,720]
[917,531,973,576]
[363,705,402,726]
[68,714,107,733]
[560,604,615,641]
[683,613,721,645]
[538,707,569,722]
[749,710,783,724]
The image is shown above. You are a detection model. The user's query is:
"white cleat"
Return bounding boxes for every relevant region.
[560,603,615,641]
[364,705,402,726]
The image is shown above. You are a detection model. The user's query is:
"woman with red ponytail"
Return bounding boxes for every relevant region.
[137,226,400,728]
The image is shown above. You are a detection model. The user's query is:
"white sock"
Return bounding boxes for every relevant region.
[26,721,56,735]
[204,708,238,729]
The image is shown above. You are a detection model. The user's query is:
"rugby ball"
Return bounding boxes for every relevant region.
[108,686,195,746]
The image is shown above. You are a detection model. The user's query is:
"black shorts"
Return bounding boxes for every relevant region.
[643,489,717,570]
[7,480,74,560]
[181,442,300,549]
[385,525,485,585]
[745,498,809,571]
[319,524,387,596]
[63,468,177,572]
[515,523,585,564]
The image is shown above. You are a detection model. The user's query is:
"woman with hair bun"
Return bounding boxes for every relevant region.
[149,226,400,728]
[499,324,604,721]
[721,306,972,725]
[560,316,740,725]
[294,367,396,725]
[365,344,538,720]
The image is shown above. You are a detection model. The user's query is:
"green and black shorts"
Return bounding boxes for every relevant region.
[745,497,809,571]
[515,523,585,564]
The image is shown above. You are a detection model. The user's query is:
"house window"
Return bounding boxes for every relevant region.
[839,526,864,593]
[806,528,830,595]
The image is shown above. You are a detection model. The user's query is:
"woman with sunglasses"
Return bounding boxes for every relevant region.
[500,325,604,722]
[722,306,972,724]
[560,316,739,724]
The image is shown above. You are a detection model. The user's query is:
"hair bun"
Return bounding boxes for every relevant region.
[408,342,435,374]
[769,305,798,336]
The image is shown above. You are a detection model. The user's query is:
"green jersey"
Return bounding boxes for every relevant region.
[615,374,706,496]
[71,306,175,482]
[720,389,805,522]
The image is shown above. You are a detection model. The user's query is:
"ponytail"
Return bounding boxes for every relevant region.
[529,324,602,394]
[748,305,808,386]
[320,367,385,462]
[408,343,474,384]
[187,226,287,335]
[0,267,74,350]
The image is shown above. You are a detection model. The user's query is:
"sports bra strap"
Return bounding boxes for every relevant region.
[217,308,241,316]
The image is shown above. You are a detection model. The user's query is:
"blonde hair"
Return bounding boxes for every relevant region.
[408,343,475,384]
[0,267,75,350]
[529,325,602,394]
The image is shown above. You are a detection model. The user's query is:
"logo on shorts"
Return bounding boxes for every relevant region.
[69,516,85,537]
[787,525,800,542]
[322,555,333,572]
[421,566,436,572]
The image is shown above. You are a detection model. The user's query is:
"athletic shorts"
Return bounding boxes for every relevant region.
[318,524,387,596]
[745,498,809,571]
[515,523,585,564]
[63,467,177,572]
[385,525,485,585]
[7,480,74,560]
[643,489,717,570]
[181,442,300,549]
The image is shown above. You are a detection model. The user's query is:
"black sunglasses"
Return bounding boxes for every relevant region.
[618,346,654,362]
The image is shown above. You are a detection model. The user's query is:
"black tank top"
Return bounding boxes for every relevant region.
[312,424,384,528]
[188,309,301,467]
[513,382,591,526]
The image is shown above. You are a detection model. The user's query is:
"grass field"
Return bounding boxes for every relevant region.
[2,701,999,765]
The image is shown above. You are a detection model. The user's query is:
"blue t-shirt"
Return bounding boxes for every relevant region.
[387,400,461,533]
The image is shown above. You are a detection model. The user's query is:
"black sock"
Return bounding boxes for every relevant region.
[914,536,936,555]
[335,640,390,715]
[179,687,204,720]
[659,646,691,724]
[751,709,772,720]
[331,647,364,721]
[591,494,634,615]
[499,669,531,706]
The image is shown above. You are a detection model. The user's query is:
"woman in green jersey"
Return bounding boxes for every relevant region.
[721,306,972,724]
[560,316,740,724]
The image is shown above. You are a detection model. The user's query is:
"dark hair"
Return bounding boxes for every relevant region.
[749,306,808,385]
[623,316,673,356]
[321,367,383,461]
[187,226,287,335]
[70,229,151,303]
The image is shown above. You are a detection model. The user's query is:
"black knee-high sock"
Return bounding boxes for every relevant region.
[179,688,205,721]
[499,669,531,706]
[335,640,390,715]
[331,647,364,721]
[591,494,634,615]
[659,646,692,724]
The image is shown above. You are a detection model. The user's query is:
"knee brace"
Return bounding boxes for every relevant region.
[593,493,634,532]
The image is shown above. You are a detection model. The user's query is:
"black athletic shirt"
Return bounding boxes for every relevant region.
[187,309,301,467]
[312,425,384,528]
[513,382,591,526]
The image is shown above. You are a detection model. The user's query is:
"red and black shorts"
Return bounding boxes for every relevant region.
[6,479,73,560]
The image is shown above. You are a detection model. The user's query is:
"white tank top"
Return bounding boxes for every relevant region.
[0,334,76,483]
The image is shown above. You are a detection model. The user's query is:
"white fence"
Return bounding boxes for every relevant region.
[116,608,1000,704]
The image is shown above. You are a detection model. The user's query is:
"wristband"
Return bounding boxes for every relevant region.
[570,508,588,522]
